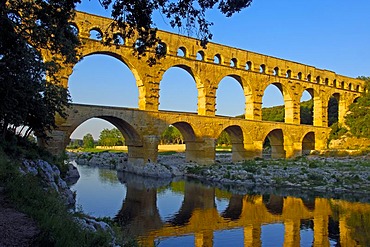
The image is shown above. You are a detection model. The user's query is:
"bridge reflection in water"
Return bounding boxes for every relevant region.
[114,172,369,247]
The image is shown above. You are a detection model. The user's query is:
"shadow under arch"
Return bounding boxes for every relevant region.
[302,131,315,155]
[263,129,285,159]
[261,82,294,123]
[217,125,247,162]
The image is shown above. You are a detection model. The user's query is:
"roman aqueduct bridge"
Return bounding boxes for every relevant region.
[42,11,365,165]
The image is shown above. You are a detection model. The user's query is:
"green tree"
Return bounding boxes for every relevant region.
[98,128,125,146]
[82,133,95,148]
[161,126,183,144]
[0,0,80,139]
[345,76,370,138]
[101,0,253,56]
[217,130,231,146]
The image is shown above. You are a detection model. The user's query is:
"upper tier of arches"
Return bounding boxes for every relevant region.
[53,11,364,128]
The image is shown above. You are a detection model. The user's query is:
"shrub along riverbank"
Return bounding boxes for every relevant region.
[0,138,114,246]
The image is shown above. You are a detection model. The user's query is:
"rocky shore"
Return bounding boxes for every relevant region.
[68,151,370,201]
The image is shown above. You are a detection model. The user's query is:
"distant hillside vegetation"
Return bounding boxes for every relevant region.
[237,99,315,124]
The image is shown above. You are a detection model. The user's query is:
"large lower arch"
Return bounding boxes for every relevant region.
[263,129,285,158]
[302,132,315,155]
[220,125,246,162]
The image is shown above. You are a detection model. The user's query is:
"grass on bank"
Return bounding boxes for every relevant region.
[0,138,113,246]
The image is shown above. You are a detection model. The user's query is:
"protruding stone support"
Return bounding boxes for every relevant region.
[138,80,160,111]
[338,97,347,125]
[232,143,262,161]
[195,231,213,247]
[127,135,159,166]
[244,224,261,247]
[245,100,262,121]
[285,100,300,124]
[186,138,216,164]
[313,96,325,127]
[198,86,216,116]
[285,142,303,159]
[313,215,329,247]
[38,130,69,156]
[283,219,300,247]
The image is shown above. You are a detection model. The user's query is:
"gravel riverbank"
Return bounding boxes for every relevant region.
[68,151,370,201]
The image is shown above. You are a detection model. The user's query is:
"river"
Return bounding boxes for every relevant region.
[70,164,370,247]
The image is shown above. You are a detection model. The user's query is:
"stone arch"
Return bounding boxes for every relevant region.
[68,51,143,108]
[302,132,315,155]
[112,33,125,45]
[353,96,360,103]
[158,64,201,113]
[246,61,252,71]
[348,83,353,91]
[69,22,79,36]
[300,88,321,126]
[307,74,312,82]
[230,58,238,67]
[171,121,197,142]
[215,74,246,117]
[286,70,292,78]
[89,27,103,40]
[263,129,285,158]
[217,125,246,162]
[177,46,187,57]
[67,115,142,147]
[196,50,205,61]
[261,82,294,124]
[214,54,222,64]
[156,42,167,56]
[76,50,143,89]
[273,67,279,76]
[260,64,266,73]
[297,72,303,80]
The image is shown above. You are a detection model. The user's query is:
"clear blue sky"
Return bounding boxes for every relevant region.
[70,0,370,140]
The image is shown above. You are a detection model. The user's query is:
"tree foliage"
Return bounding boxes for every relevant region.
[160,125,183,144]
[98,128,125,146]
[217,130,231,146]
[101,0,253,57]
[0,0,80,139]
[345,76,370,138]
[82,133,95,148]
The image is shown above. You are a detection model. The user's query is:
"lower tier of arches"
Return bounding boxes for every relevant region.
[41,104,330,165]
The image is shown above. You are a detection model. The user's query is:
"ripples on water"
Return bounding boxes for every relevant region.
[71,165,370,247]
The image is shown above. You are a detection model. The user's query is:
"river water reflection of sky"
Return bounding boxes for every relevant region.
[70,164,370,247]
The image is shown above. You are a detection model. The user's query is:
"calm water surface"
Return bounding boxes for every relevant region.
[71,165,370,247]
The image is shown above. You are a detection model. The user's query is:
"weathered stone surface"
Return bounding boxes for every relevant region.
[20,160,76,206]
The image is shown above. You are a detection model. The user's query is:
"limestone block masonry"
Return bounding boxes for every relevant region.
[41,11,364,165]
